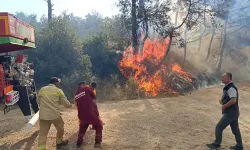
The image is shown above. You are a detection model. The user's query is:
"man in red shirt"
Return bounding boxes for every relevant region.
[74,81,103,148]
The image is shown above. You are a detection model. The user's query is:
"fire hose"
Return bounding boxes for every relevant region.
[26,110,39,129]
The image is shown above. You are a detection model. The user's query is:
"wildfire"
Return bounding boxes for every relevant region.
[171,63,192,82]
[119,37,192,96]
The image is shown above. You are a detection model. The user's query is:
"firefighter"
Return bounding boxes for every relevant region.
[74,81,103,148]
[37,77,72,150]
[74,81,86,107]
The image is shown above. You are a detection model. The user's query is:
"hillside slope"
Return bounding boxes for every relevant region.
[1,82,250,150]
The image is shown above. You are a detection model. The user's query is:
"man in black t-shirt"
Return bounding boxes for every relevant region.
[206,72,243,150]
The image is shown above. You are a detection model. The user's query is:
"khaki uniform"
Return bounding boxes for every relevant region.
[37,84,71,150]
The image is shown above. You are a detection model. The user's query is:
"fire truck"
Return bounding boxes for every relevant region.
[0,12,39,120]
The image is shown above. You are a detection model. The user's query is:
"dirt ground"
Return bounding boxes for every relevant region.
[1,82,250,150]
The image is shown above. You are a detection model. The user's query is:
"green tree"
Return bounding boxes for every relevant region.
[65,11,103,39]
[26,14,92,96]
[100,16,130,52]
[83,35,122,79]
[117,0,172,52]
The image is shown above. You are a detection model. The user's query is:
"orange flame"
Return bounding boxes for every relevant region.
[171,63,192,82]
[119,37,192,96]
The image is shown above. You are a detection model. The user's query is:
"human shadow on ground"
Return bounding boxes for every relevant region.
[62,128,106,150]
[0,131,39,150]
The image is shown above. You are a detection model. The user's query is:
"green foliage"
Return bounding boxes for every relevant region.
[13,11,134,99]
[83,35,122,79]
[61,70,92,101]
[21,14,92,98]
[11,1,250,101]
[63,11,103,39]
[117,0,172,36]
[37,15,90,79]
[100,16,130,51]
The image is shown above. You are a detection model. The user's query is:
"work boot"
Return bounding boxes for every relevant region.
[206,143,221,149]
[230,145,243,150]
[56,140,69,149]
[94,142,101,148]
[76,142,82,148]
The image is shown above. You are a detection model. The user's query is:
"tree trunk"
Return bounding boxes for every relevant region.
[143,8,148,34]
[138,0,148,55]
[131,0,138,53]
[198,0,206,51]
[157,28,174,68]
[206,28,215,60]
[216,18,228,75]
[183,25,188,65]
[47,0,53,21]
[198,23,202,51]
[175,0,180,26]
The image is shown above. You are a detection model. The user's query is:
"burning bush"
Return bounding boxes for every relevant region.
[119,37,218,97]
[119,37,169,96]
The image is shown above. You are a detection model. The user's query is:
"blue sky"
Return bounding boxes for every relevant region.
[1,0,119,18]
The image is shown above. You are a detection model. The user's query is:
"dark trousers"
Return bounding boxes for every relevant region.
[77,120,103,144]
[214,113,243,147]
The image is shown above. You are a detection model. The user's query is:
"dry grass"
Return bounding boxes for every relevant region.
[2,82,250,149]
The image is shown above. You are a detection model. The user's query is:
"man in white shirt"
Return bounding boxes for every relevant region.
[207,72,243,150]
